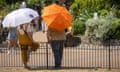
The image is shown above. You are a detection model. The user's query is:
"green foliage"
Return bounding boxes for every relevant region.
[0,0,6,8]
[0,2,21,17]
[110,19,120,39]
[111,6,120,18]
[0,8,9,17]
[70,0,111,17]
[72,18,86,35]
[72,9,93,35]
[85,14,117,41]
[98,9,109,16]
[9,2,21,10]
[27,0,40,8]
[108,0,120,6]
[0,0,56,17]
[79,9,94,21]
[26,0,56,8]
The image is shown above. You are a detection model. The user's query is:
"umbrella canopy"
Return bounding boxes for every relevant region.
[2,8,39,28]
[41,4,73,31]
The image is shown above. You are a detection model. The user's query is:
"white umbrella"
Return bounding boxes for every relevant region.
[2,8,39,28]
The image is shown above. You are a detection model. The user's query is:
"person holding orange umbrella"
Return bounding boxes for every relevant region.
[47,28,66,69]
[42,0,73,69]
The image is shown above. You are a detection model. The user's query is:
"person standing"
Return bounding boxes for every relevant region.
[7,27,18,54]
[41,19,48,33]
[34,1,42,31]
[57,0,66,7]
[47,27,66,68]
[43,0,66,69]
[0,24,2,43]
[17,21,39,68]
[0,17,3,43]
[27,20,37,36]
[17,23,33,68]
[20,1,27,8]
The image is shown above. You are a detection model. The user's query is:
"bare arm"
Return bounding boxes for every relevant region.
[27,32,34,41]
[46,28,51,43]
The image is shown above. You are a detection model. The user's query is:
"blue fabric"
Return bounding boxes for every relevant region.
[7,28,18,40]
[50,40,65,67]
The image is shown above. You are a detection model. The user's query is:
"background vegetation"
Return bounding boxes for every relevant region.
[70,0,120,41]
[0,0,120,41]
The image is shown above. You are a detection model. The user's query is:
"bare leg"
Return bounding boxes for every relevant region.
[20,45,30,68]
[7,40,13,54]
[13,40,17,50]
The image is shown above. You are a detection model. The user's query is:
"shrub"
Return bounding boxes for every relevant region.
[72,9,93,36]
[72,18,86,35]
[0,9,9,17]
[85,14,117,41]
[0,0,6,8]
[110,19,120,39]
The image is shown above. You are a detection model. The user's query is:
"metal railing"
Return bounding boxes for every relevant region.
[0,40,120,69]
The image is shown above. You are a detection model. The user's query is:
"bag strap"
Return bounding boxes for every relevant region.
[24,30,34,43]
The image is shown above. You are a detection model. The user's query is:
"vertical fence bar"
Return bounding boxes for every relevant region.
[1,41,120,69]
[46,42,48,69]
[117,40,120,69]
[109,41,111,69]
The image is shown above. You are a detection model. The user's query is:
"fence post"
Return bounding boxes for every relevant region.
[108,40,111,69]
[46,42,48,69]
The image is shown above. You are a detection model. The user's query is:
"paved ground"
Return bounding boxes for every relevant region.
[0,68,120,72]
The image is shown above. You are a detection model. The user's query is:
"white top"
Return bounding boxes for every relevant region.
[17,26,25,35]
[20,1,27,8]
[93,12,98,20]
[41,20,48,32]
[27,24,36,33]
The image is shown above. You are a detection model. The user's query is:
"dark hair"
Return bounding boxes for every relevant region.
[65,28,68,32]
[55,1,59,4]
[44,1,52,6]
[20,25,23,29]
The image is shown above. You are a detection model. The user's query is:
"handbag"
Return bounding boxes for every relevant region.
[30,42,39,51]
[17,30,39,51]
[17,30,33,45]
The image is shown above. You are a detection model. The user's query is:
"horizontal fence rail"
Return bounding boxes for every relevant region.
[0,40,120,69]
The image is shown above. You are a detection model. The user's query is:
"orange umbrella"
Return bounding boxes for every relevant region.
[41,4,73,31]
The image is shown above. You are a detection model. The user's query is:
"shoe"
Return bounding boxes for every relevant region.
[54,66,61,69]
[23,63,30,69]
[24,65,30,69]
[7,50,11,54]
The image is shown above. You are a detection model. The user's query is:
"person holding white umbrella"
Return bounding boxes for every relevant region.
[2,8,39,68]
[17,22,33,68]
[7,27,18,54]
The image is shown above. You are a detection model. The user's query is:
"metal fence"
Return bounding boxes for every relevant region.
[0,40,120,69]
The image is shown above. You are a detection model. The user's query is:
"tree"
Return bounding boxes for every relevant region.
[0,0,6,8]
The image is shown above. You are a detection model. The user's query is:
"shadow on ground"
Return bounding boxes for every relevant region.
[28,66,95,70]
